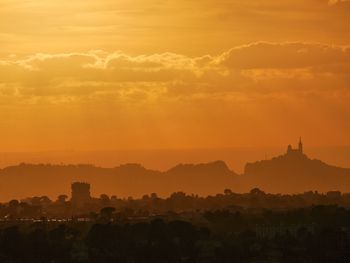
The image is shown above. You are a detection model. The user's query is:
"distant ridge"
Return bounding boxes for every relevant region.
[1,140,350,200]
[167,160,232,174]
[0,161,238,201]
[243,140,350,193]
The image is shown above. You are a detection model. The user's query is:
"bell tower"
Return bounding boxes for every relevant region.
[298,137,303,154]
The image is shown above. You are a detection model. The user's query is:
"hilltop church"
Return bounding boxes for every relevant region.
[286,137,304,156]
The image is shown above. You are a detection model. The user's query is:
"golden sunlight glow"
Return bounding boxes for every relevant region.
[0,0,350,154]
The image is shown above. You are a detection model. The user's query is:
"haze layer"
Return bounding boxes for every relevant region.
[0,0,350,158]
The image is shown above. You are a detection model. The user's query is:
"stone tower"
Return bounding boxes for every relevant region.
[71,182,91,211]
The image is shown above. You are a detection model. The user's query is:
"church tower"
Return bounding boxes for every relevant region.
[298,137,303,154]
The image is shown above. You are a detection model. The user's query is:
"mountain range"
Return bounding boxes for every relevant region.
[1,143,350,200]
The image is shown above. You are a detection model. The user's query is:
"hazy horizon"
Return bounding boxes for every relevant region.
[1,144,350,173]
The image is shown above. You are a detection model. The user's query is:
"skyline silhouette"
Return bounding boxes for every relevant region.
[1,139,350,201]
[1,142,350,173]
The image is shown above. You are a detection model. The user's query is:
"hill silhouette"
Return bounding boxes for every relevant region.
[1,140,350,200]
[0,161,238,201]
[243,140,350,193]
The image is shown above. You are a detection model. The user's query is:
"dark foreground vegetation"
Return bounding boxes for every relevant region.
[2,188,350,219]
[1,204,350,262]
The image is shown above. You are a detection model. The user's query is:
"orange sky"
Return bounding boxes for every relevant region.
[0,0,350,155]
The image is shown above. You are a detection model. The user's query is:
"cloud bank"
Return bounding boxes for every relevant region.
[1,42,350,150]
[0,42,349,103]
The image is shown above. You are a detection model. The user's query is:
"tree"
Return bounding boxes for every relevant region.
[151,193,158,199]
[250,188,265,196]
[8,200,20,217]
[100,194,110,207]
[40,196,52,206]
[224,189,233,196]
[57,195,68,204]
[100,207,116,221]
[9,199,19,207]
